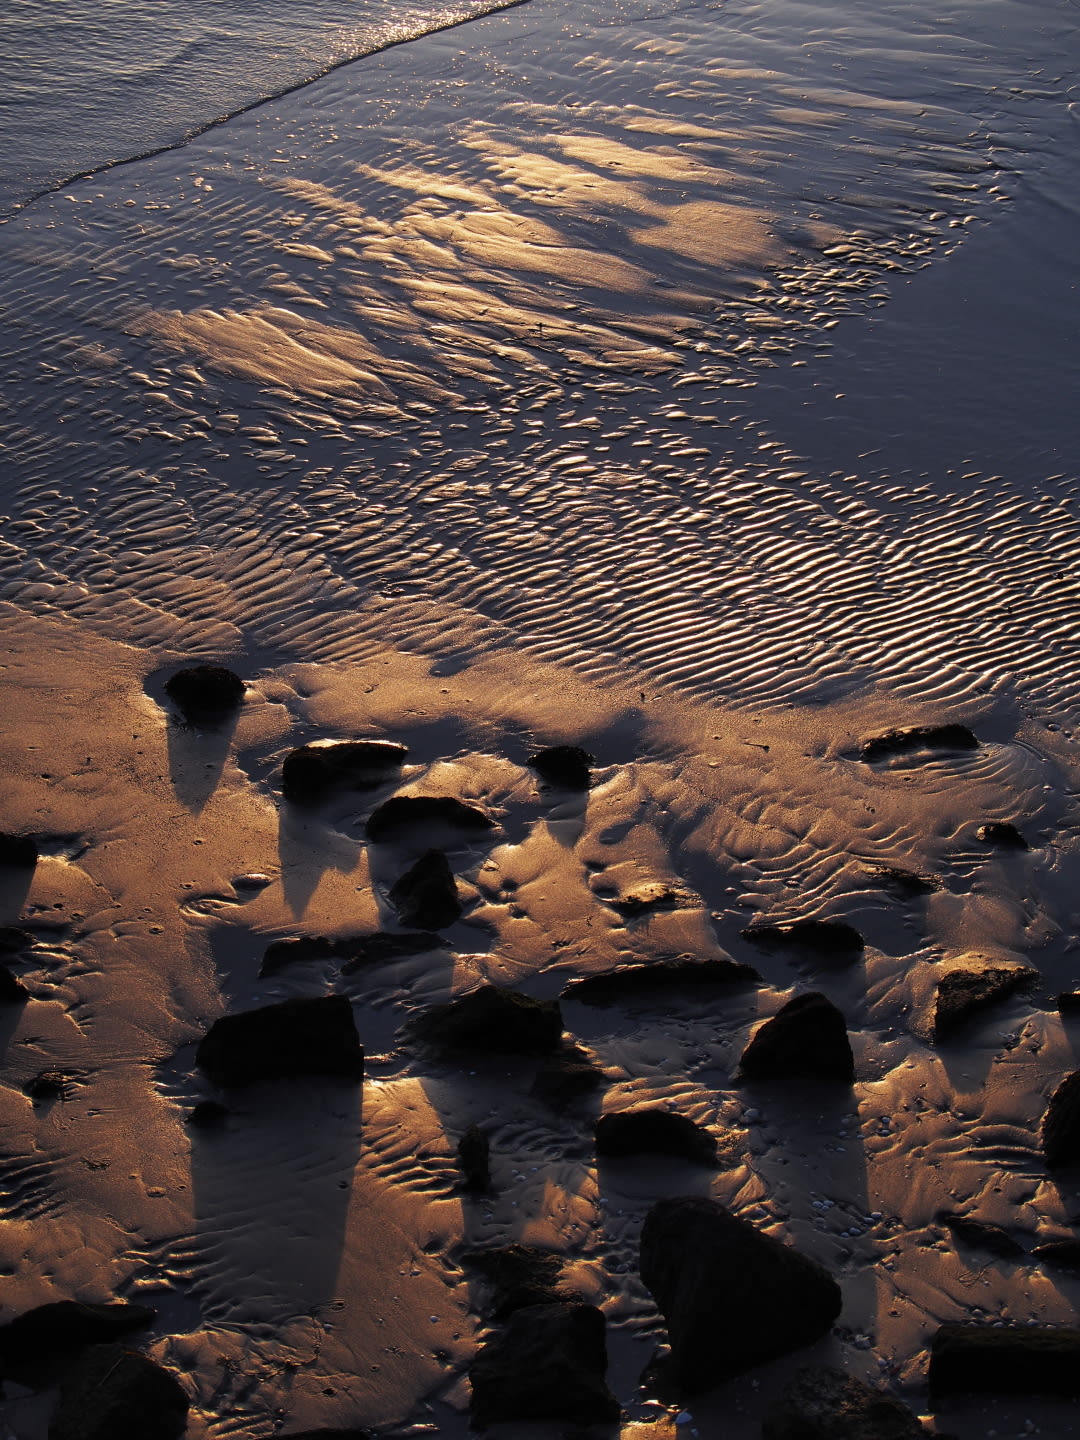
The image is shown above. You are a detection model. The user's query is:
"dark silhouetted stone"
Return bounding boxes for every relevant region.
[196,995,363,1087]
[762,1365,926,1440]
[389,849,461,930]
[458,1125,492,1193]
[564,955,757,1005]
[938,1213,1024,1259]
[1057,993,1080,1015]
[528,745,593,790]
[164,664,244,722]
[282,739,406,804]
[280,1431,373,1440]
[186,1100,229,1130]
[604,881,696,917]
[928,1324,1080,1396]
[462,1246,568,1319]
[0,927,34,954]
[0,832,38,868]
[860,724,979,763]
[640,1196,842,1391]
[260,930,442,978]
[739,992,854,1084]
[1032,1240,1080,1269]
[934,960,1038,1040]
[976,821,1028,849]
[1043,1071,1080,1169]
[49,1342,188,1440]
[595,1109,717,1166]
[741,919,864,962]
[469,1302,619,1429]
[367,794,494,842]
[411,985,563,1056]
[0,1302,155,1389]
[863,864,940,896]
[23,1069,72,1102]
[532,1046,607,1107]
[0,963,28,1003]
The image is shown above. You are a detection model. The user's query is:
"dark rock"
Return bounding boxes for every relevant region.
[163,664,244,722]
[564,955,758,1005]
[741,919,864,962]
[49,1342,188,1440]
[469,1302,619,1429]
[595,1109,717,1166]
[639,1196,842,1391]
[739,992,855,1084]
[1043,1071,1080,1169]
[411,985,563,1056]
[279,1431,373,1440]
[0,963,29,1004]
[260,930,442,978]
[976,821,1028,850]
[934,960,1038,1040]
[928,1323,1080,1396]
[260,934,343,977]
[23,1069,72,1101]
[196,994,364,1087]
[604,881,695,917]
[1032,1240,1080,1269]
[281,739,406,804]
[458,1124,492,1193]
[529,745,593,790]
[532,1046,607,1107]
[1057,992,1080,1015]
[0,926,34,954]
[762,1365,926,1440]
[0,832,38,868]
[860,724,979,763]
[367,794,494,842]
[462,1245,568,1319]
[0,1302,155,1389]
[389,849,461,930]
[863,864,940,896]
[186,1100,229,1130]
[938,1213,1024,1259]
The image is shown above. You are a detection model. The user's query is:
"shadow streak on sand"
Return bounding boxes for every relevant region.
[166,712,240,814]
[0,868,35,925]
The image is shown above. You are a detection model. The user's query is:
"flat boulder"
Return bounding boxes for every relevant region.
[389,849,461,930]
[0,832,38,868]
[0,1301,155,1388]
[462,1245,568,1318]
[164,664,244,723]
[928,1323,1080,1396]
[741,919,863,963]
[595,1109,717,1166]
[862,864,940,896]
[366,794,494,842]
[532,1045,608,1107]
[739,992,855,1084]
[860,724,978,763]
[1043,1070,1080,1169]
[762,1365,926,1440]
[469,1302,619,1428]
[640,1196,842,1390]
[976,821,1028,849]
[410,984,563,1056]
[934,959,1038,1040]
[528,745,593,790]
[196,995,364,1087]
[48,1343,188,1440]
[938,1212,1023,1259]
[564,955,757,1006]
[282,739,406,804]
[260,930,442,978]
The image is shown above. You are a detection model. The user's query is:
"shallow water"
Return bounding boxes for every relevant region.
[1,0,1079,1434]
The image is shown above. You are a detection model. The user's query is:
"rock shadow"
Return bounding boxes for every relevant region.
[166,712,240,815]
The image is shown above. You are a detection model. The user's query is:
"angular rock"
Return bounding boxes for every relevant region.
[0,832,38,868]
[462,1245,568,1319]
[595,1109,717,1166]
[976,821,1028,849]
[528,745,593,790]
[196,994,364,1087]
[640,1196,842,1390]
[411,985,563,1056]
[164,664,244,722]
[938,1213,1024,1259]
[260,930,442,978]
[23,1069,72,1101]
[389,849,461,930]
[469,1302,619,1428]
[281,739,406,804]
[1043,1070,1080,1169]
[532,1046,607,1107]
[366,794,494,842]
[928,1323,1080,1396]
[49,1342,188,1440]
[863,864,940,896]
[739,992,855,1084]
[606,881,696,917]
[458,1124,492,1193]
[1032,1239,1080,1269]
[741,919,864,963]
[934,960,1038,1040]
[0,1302,155,1389]
[860,724,979,763]
[0,963,29,1003]
[762,1365,926,1440]
[564,955,757,1005]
